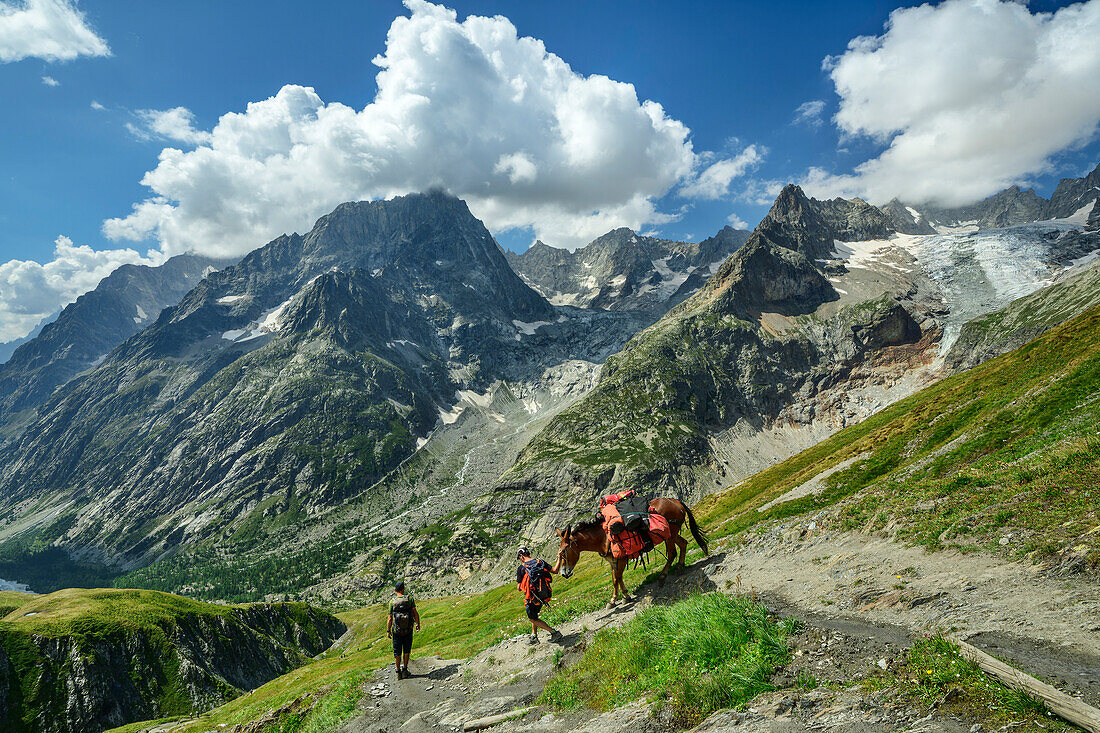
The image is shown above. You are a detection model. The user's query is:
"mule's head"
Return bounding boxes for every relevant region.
[556,525,579,578]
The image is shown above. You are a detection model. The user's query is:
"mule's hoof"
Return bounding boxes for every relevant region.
[606,601,618,609]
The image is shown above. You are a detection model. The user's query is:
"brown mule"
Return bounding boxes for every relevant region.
[555,497,708,607]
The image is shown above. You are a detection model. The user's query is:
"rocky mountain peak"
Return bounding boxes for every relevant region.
[754,185,894,261]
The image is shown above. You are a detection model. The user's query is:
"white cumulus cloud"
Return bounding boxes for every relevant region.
[0,236,160,341]
[40,73,57,85]
[103,0,711,253]
[679,145,764,200]
[727,213,749,230]
[0,0,108,63]
[805,0,1100,206]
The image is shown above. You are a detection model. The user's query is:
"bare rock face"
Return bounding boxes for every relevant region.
[506,226,750,312]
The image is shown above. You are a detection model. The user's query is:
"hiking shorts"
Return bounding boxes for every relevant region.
[525,602,543,621]
[392,631,412,656]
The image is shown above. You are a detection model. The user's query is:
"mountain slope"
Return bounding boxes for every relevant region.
[489,186,937,524]
[0,311,58,366]
[696,300,1100,570]
[506,226,750,312]
[0,589,344,733]
[0,192,648,585]
[0,254,228,431]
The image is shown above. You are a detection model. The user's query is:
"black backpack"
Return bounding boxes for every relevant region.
[522,559,553,604]
[617,493,650,533]
[391,595,414,633]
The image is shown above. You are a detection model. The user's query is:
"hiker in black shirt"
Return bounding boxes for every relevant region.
[516,547,564,645]
[387,581,420,679]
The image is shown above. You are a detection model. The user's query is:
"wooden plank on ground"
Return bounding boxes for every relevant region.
[952,637,1100,733]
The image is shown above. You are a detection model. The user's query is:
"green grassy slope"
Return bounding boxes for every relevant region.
[696,302,1100,567]
[1,589,344,733]
[0,589,33,617]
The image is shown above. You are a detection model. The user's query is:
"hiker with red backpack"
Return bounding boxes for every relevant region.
[516,547,564,645]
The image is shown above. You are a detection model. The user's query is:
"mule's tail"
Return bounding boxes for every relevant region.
[680,499,709,556]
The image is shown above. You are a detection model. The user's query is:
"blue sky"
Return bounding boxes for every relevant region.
[0,0,1098,340]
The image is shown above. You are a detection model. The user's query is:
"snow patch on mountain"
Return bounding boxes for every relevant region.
[513,319,555,336]
[1060,203,1095,226]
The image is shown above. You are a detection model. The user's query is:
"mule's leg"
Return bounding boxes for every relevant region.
[658,538,675,584]
[615,560,630,602]
[606,558,619,607]
[675,531,689,570]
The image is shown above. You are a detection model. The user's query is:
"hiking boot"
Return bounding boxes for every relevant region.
[401,667,410,679]
[528,634,539,645]
[549,629,563,643]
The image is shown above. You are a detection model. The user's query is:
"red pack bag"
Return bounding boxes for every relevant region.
[647,512,671,543]
[610,530,647,559]
[601,503,625,534]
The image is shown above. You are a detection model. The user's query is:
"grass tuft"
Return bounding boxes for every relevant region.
[539,593,795,725]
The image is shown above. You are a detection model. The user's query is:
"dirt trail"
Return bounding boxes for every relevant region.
[707,518,1100,705]
[336,522,1100,733]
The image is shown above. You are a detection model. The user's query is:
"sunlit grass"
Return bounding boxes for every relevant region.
[539,593,795,725]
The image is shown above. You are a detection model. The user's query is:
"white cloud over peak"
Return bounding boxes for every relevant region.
[127,107,213,146]
[104,0,750,254]
[0,236,160,342]
[805,0,1100,206]
[792,100,825,127]
[0,0,108,63]
[679,145,764,200]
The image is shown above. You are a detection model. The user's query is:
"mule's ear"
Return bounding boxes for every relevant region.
[565,524,572,539]
[554,527,562,537]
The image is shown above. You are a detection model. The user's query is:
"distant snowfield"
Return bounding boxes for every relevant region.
[1060,202,1095,226]
[829,220,1093,354]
